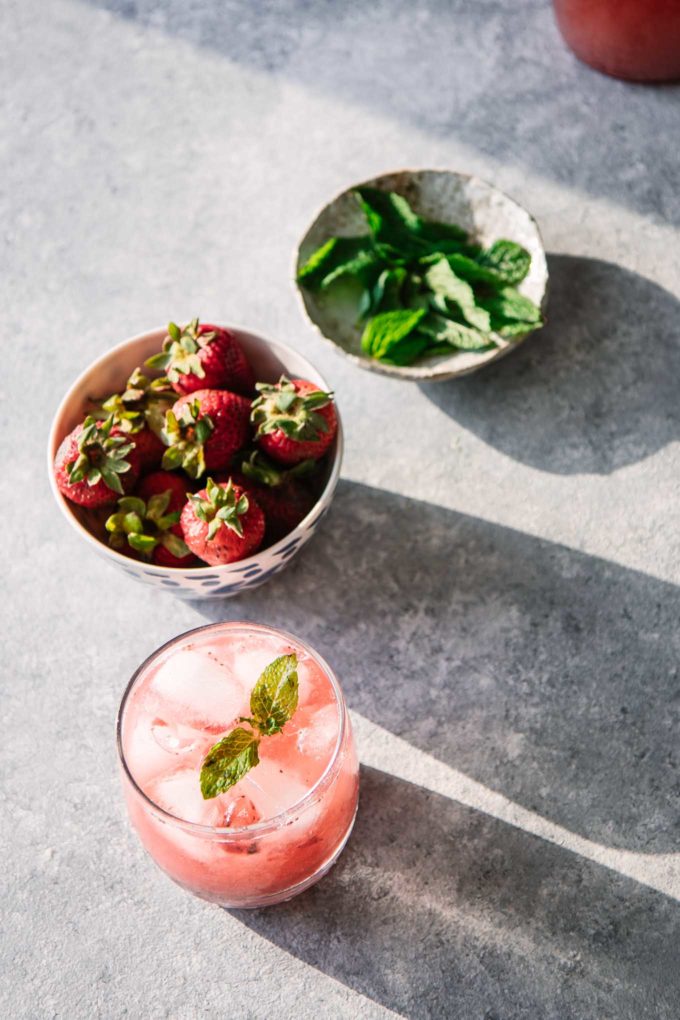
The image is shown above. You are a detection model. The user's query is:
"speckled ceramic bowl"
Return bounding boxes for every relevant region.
[295,169,549,381]
[47,326,342,599]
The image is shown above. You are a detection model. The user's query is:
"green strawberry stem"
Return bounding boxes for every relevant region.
[188,477,249,540]
[146,318,217,383]
[105,491,190,560]
[251,376,333,441]
[161,400,214,479]
[67,416,133,494]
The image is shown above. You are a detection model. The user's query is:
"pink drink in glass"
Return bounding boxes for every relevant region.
[117,622,359,908]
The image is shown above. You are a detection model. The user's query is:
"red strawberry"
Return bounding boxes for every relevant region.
[106,481,195,568]
[54,416,141,508]
[129,427,165,470]
[137,471,190,512]
[180,478,265,565]
[235,450,316,543]
[161,390,252,479]
[89,368,175,470]
[251,377,337,465]
[146,319,255,396]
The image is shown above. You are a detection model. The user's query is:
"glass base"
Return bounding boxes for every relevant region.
[168,804,359,910]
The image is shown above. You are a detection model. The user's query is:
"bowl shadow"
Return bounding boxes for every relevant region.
[420,255,680,475]
[197,479,680,856]
[230,765,680,1019]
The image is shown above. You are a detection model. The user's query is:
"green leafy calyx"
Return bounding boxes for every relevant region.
[66,416,134,495]
[240,449,316,488]
[161,399,214,479]
[145,319,216,383]
[188,477,249,540]
[105,491,190,560]
[200,653,299,801]
[91,368,175,435]
[251,376,333,442]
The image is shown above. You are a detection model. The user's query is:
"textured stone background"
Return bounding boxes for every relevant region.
[2,1,680,1017]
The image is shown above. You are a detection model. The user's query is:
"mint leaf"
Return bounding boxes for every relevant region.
[374,268,407,313]
[476,286,542,327]
[477,240,531,285]
[418,313,496,352]
[358,267,408,321]
[421,252,508,288]
[424,259,491,333]
[355,187,433,260]
[361,308,426,360]
[199,653,301,800]
[250,653,299,736]
[380,331,430,366]
[495,320,540,339]
[322,248,381,289]
[355,187,475,265]
[200,728,261,800]
[297,236,377,290]
[417,219,467,245]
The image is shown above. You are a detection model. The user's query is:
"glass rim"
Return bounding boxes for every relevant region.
[116,620,348,838]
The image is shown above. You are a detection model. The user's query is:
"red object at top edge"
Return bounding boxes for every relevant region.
[553,0,680,82]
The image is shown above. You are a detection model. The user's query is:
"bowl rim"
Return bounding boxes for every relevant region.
[47,324,343,576]
[292,167,549,382]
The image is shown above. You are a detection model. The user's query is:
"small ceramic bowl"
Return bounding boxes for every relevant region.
[295,169,549,382]
[47,326,343,599]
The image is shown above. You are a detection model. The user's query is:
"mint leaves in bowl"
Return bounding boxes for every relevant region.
[295,170,548,381]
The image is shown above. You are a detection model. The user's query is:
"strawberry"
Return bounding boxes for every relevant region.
[105,482,195,568]
[235,450,316,543]
[161,390,252,480]
[136,470,190,512]
[146,319,255,397]
[54,416,141,508]
[89,368,175,470]
[180,478,265,565]
[128,427,165,471]
[251,377,337,465]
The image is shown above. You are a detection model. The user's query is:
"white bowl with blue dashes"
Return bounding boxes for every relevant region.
[48,325,342,599]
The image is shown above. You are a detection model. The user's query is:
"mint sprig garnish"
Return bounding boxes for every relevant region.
[297,186,543,366]
[200,728,261,800]
[200,653,299,801]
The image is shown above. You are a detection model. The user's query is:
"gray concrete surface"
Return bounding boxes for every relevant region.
[2,1,680,1017]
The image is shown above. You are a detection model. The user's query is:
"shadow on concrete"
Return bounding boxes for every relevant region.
[82,0,680,226]
[231,765,679,1019]
[197,481,680,856]
[420,256,680,474]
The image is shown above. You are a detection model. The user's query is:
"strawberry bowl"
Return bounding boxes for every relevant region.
[47,326,342,599]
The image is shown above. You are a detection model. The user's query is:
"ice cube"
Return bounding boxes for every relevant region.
[223,795,261,829]
[124,715,179,787]
[149,647,248,731]
[146,767,222,826]
[296,703,339,761]
[151,718,205,756]
[234,757,310,817]
[296,655,335,710]
[226,639,299,696]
